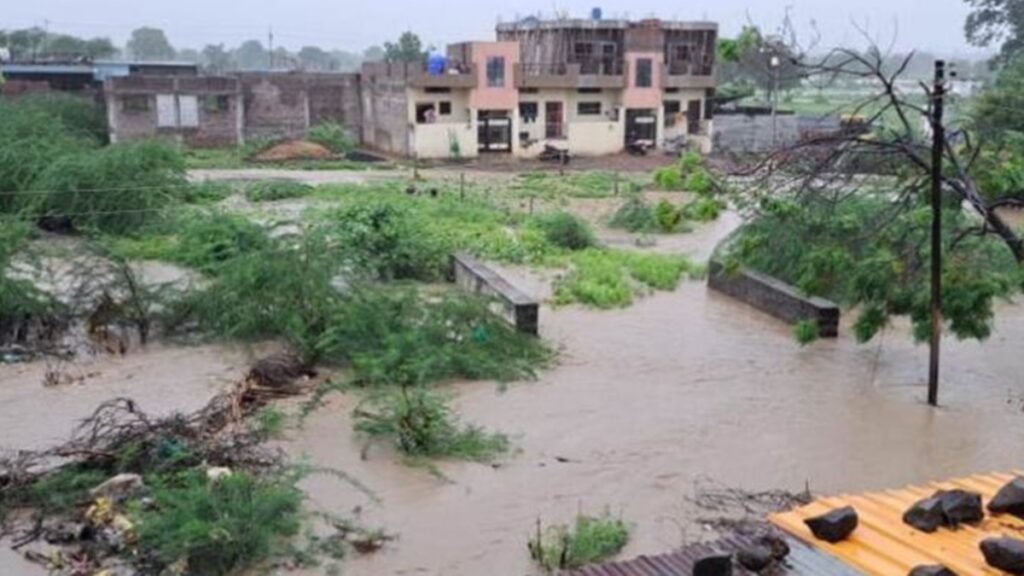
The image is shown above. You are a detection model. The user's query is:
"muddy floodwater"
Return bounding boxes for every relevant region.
[4,208,1024,575]
[284,220,1024,575]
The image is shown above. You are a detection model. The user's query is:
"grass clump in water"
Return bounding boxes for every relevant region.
[553,250,700,309]
[354,386,509,462]
[528,511,630,571]
[133,471,303,576]
[245,180,314,202]
[794,319,821,346]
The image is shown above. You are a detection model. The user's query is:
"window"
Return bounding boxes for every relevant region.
[424,87,451,94]
[415,103,437,124]
[704,89,716,120]
[202,94,230,113]
[520,88,539,94]
[635,58,653,88]
[122,95,150,113]
[156,94,176,127]
[519,102,539,124]
[664,100,681,127]
[439,101,452,116]
[577,88,602,94]
[577,102,602,116]
[486,57,505,87]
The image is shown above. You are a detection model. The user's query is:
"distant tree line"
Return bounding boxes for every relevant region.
[0,26,436,73]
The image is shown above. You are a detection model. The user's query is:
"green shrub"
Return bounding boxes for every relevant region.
[244,180,314,202]
[307,122,355,155]
[0,218,58,339]
[654,200,683,232]
[679,151,704,176]
[653,166,684,191]
[531,212,595,251]
[175,211,271,273]
[608,196,657,233]
[554,251,633,309]
[682,196,724,222]
[3,466,107,518]
[25,140,188,235]
[528,511,630,571]
[134,471,303,576]
[684,169,714,195]
[354,387,509,461]
[183,181,235,204]
[793,319,820,346]
[318,287,551,386]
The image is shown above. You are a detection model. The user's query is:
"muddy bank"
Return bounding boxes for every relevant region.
[285,282,1024,575]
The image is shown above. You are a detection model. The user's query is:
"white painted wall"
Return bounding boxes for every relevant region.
[413,122,478,159]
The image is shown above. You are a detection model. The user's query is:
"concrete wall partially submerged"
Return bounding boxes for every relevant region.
[707,260,840,337]
[451,253,539,335]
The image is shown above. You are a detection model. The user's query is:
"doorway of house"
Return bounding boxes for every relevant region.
[544,102,564,139]
[625,108,657,147]
[478,110,512,153]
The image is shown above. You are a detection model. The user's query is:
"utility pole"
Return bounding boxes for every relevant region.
[927,60,946,407]
[268,27,274,71]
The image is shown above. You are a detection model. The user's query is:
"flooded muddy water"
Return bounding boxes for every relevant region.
[283,216,1024,575]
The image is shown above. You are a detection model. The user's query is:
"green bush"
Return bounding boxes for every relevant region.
[684,169,714,195]
[529,511,630,571]
[183,181,235,204]
[682,196,724,222]
[244,180,314,202]
[608,196,656,233]
[553,250,698,309]
[318,287,551,386]
[679,151,704,176]
[355,387,509,461]
[793,319,820,346]
[654,200,683,232]
[175,211,272,273]
[307,122,355,155]
[134,471,303,576]
[653,166,684,191]
[0,218,58,341]
[25,140,188,234]
[531,212,595,251]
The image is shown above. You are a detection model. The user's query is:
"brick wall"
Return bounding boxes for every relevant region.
[451,253,539,335]
[359,63,411,155]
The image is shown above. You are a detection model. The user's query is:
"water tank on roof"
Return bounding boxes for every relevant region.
[591,7,603,20]
[427,54,447,76]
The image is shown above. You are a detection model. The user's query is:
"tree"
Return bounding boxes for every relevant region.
[234,40,268,71]
[298,46,332,71]
[176,48,201,64]
[201,44,233,73]
[727,46,1024,364]
[383,32,425,63]
[965,0,1024,64]
[363,45,385,62]
[331,50,364,72]
[126,27,175,61]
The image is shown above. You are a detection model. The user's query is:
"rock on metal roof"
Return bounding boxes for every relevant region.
[771,471,1024,575]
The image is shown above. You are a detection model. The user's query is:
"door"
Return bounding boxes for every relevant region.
[625,109,657,146]
[686,100,703,135]
[478,110,512,153]
[545,102,564,139]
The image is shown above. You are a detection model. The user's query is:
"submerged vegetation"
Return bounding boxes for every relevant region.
[528,511,631,571]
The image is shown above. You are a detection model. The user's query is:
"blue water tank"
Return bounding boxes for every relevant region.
[427,54,447,76]
[591,7,603,20]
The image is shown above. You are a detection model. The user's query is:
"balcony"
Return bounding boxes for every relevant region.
[515,63,580,89]
[409,63,478,89]
[578,59,626,89]
[661,62,716,89]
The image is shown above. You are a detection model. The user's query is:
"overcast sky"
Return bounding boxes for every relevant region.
[5,0,989,57]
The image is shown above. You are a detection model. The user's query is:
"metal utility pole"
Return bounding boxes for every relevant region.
[927,60,946,407]
[268,27,274,70]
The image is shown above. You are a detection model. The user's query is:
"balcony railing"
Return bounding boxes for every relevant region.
[661,62,715,89]
[409,62,478,89]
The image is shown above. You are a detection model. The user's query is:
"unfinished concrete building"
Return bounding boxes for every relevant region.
[358,17,717,160]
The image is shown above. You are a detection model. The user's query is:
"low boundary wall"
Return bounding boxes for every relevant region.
[451,253,539,335]
[707,261,840,337]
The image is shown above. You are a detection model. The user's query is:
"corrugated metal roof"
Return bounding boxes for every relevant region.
[770,471,1024,575]
[567,534,859,575]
